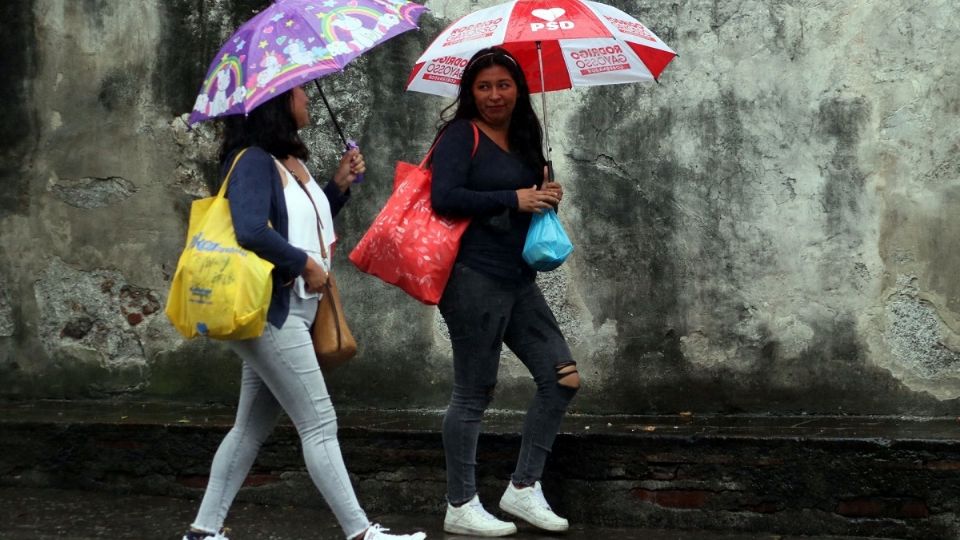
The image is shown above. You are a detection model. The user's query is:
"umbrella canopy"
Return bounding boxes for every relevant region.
[405,0,674,96]
[189,0,427,126]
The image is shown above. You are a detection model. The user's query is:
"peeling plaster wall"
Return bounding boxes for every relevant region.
[1,0,958,415]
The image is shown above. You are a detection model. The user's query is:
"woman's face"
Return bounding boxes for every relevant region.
[290,86,310,129]
[471,64,517,128]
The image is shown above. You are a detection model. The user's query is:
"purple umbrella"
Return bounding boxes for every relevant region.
[188,0,426,151]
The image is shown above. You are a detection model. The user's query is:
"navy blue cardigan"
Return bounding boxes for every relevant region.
[221,147,350,329]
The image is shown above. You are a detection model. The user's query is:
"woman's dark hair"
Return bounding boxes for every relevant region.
[438,47,545,170]
[218,88,309,165]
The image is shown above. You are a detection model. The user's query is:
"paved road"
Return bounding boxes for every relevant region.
[0,487,886,540]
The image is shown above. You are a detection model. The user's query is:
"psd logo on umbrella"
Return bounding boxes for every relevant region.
[530,8,574,31]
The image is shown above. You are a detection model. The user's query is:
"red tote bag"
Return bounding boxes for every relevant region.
[349,124,478,305]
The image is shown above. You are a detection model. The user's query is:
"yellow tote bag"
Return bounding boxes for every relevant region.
[165,149,274,340]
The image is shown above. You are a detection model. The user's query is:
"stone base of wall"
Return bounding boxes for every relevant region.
[1,401,958,538]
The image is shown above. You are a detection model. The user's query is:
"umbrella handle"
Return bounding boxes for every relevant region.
[346,138,364,184]
[314,80,363,184]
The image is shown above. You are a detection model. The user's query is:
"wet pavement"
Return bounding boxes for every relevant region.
[0,487,884,540]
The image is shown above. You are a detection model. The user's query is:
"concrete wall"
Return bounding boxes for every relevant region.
[1,0,958,415]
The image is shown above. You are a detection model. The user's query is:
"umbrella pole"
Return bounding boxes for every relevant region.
[313,80,349,149]
[536,41,554,181]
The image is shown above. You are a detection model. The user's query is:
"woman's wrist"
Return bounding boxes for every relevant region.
[332,176,351,193]
[302,254,319,273]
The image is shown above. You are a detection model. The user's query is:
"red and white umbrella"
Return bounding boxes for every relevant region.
[405,0,676,97]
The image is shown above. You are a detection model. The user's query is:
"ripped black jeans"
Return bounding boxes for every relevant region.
[439,263,578,505]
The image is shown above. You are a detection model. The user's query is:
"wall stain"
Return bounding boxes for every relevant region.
[0,0,38,217]
[566,79,948,414]
[766,3,806,62]
[80,0,112,29]
[817,97,869,235]
[98,67,147,112]
[567,88,683,366]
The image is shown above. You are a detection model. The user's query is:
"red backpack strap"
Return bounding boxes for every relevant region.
[470,122,479,157]
[420,121,481,168]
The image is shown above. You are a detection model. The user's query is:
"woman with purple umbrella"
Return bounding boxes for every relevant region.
[181,86,427,540]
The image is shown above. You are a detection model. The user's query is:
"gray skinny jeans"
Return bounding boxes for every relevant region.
[191,291,369,539]
[438,263,578,505]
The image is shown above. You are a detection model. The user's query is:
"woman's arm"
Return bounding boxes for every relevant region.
[323,180,351,218]
[430,120,517,217]
[225,149,308,276]
[323,148,364,218]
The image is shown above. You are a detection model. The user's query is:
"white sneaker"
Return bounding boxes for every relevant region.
[182,529,229,540]
[499,481,569,532]
[363,523,427,540]
[444,494,518,537]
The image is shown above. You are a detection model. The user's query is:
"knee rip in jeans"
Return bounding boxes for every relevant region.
[556,362,580,390]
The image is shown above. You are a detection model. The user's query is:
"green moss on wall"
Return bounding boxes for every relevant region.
[145,344,241,403]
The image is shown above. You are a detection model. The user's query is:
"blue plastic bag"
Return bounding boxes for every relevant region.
[522,208,573,271]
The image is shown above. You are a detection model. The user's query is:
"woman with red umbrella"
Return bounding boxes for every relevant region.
[180,86,427,540]
[429,46,578,537]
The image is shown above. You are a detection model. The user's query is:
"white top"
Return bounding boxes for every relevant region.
[277,160,336,300]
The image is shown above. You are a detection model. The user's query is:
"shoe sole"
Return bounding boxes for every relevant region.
[498,501,570,532]
[443,520,518,537]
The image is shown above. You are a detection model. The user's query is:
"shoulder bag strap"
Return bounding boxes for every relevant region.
[284,162,347,346]
[282,161,328,261]
[419,122,481,168]
[216,148,249,198]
